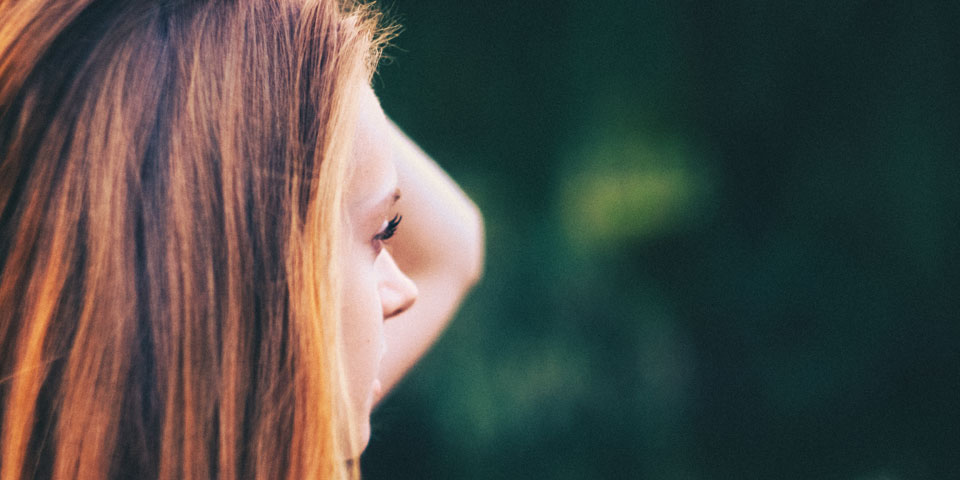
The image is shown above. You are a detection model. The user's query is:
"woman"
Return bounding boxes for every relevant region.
[0,0,483,478]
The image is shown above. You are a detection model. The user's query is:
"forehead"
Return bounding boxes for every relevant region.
[346,89,397,212]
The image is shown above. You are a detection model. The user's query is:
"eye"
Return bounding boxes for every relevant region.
[372,213,402,253]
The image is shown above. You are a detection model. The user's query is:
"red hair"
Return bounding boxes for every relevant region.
[0,0,387,478]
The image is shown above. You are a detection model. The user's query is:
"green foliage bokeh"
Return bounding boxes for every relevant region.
[363,1,960,479]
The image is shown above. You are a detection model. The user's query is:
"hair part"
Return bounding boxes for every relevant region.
[0,0,388,478]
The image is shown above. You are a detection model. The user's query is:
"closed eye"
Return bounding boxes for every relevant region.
[373,213,401,252]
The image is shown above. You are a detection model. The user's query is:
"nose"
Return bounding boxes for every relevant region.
[377,249,418,319]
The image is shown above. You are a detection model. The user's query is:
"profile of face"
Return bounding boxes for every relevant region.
[338,86,418,453]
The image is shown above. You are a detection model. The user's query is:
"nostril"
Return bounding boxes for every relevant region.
[383,297,416,320]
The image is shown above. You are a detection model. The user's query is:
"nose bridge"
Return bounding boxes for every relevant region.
[377,250,418,318]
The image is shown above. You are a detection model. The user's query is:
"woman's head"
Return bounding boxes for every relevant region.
[0,0,391,477]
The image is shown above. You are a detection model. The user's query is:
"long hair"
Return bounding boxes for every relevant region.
[0,0,387,478]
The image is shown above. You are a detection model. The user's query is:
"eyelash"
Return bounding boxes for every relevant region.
[373,213,402,252]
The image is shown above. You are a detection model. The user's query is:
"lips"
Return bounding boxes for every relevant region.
[372,378,382,397]
[370,339,387,404]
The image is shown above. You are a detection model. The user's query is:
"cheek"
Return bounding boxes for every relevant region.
[339,249,385,390]
[341,282,381,355]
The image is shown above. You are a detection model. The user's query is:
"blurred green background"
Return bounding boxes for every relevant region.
[362,1,960,479]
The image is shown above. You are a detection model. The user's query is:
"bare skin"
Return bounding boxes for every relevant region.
[376,109,485,403]
[340,85,483,450]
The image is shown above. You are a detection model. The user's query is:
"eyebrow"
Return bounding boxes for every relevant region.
[372,187,401,213]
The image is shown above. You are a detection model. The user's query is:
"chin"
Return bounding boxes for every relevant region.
[339,416,372,460]
[356,418,372,453]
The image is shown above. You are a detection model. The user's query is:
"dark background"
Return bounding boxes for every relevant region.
[362,1,960,478]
